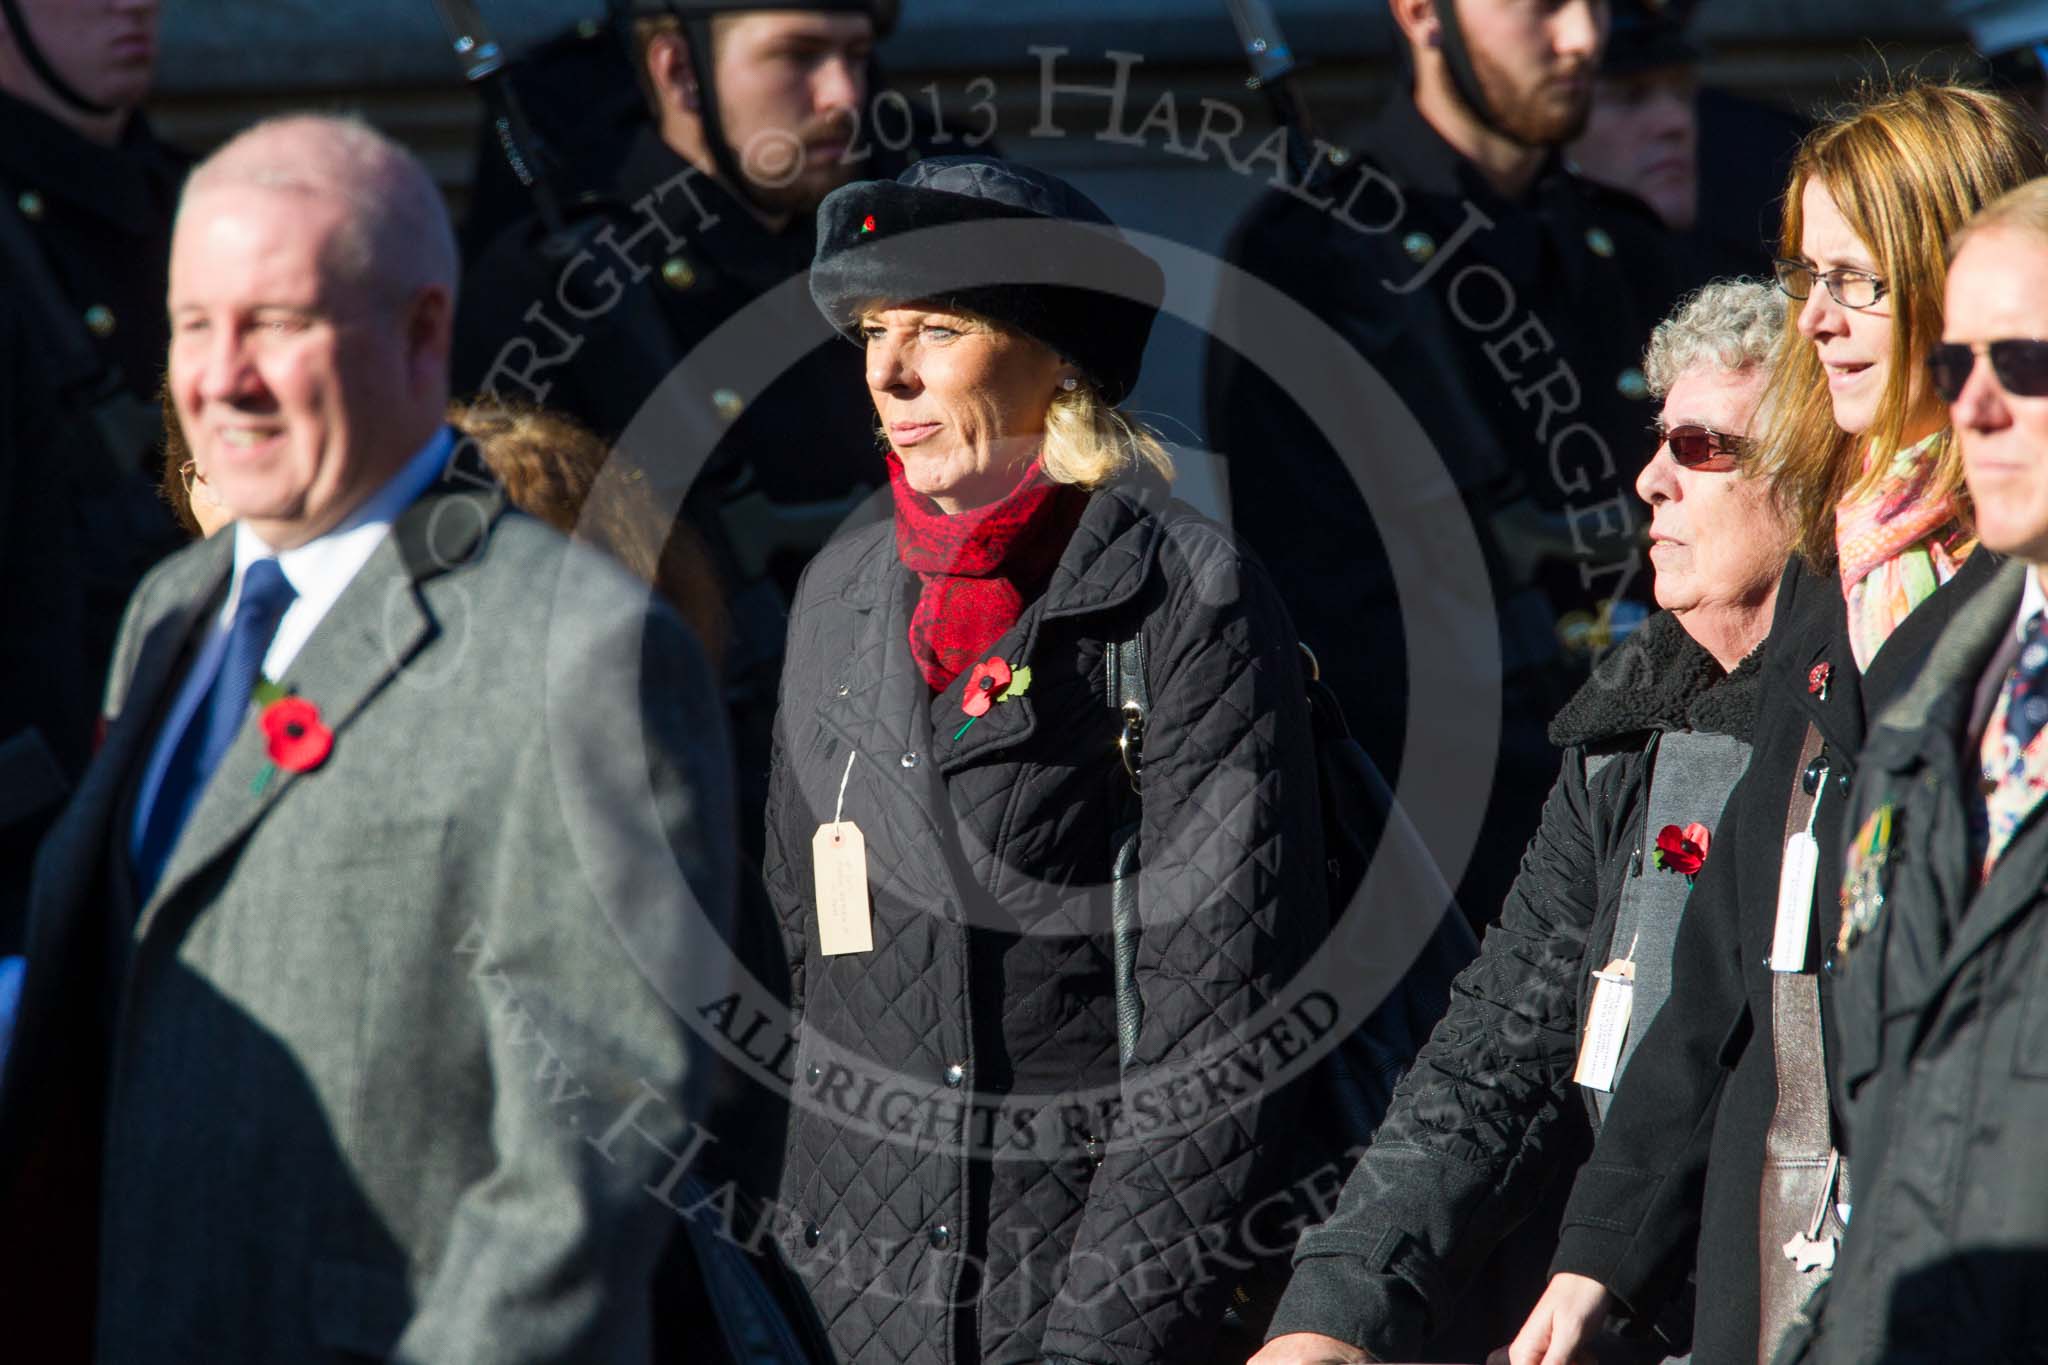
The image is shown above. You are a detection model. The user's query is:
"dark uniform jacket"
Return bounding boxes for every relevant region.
[762,474,1325,1365]
[1785,557,2048,1364]
[1549,550,2002,1362]
[0,97,185,942]
[1207,93,1684,929]
[1268,610,1757,1361]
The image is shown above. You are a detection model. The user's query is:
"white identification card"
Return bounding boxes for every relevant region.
[1575,957,1637,1092]
[1771,830,1819,972]
[813,822,873,956]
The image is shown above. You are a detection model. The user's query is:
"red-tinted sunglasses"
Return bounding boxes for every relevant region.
[1652,421,1749,472]
[1927,339,2048,403]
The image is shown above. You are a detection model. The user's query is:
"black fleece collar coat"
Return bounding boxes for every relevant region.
[1550,548,2004,1363]
[1265,610,1758,1361]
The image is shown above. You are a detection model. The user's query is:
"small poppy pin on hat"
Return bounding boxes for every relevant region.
[1809,662,1831,700]
[954,656,1032,739]
[860,213,877,235]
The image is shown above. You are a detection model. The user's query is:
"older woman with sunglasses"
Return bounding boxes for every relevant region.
[1251,281,1789,1365]
[1508,83,2047,1365]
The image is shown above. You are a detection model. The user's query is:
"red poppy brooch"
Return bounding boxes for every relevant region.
[250,678,333,793]
[954,656,1032,739]
[1652,822,1711,882]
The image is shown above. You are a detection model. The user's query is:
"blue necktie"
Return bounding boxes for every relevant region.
[132,558,298,898]
[2008,611,2048,751]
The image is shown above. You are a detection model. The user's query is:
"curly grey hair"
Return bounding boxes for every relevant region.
[1642,278,1784,398]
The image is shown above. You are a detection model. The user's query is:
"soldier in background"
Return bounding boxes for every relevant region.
[1209,0,1683,934]
[0,0,185,943]
[454,1,907,862]
[1568,0,1807,285]
[1208,7,1684,1351]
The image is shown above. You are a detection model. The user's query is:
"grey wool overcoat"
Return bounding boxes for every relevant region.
[762,471,1327,1365]
[0,457,737,1363]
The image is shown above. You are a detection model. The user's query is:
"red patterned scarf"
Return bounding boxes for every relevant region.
[887,453,1087,691]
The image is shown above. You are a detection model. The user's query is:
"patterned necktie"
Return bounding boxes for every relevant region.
[2008,611,2048,750]
[132,558,299,898]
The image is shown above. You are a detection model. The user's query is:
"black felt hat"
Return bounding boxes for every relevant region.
[809,155,1163,405]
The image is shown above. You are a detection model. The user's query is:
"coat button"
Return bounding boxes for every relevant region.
[806,1063,821,1084]
[1586,226,1616,257]
[929,1225,951,1249]
[900,751,919,769]
[16,190,43,221]
[943,1063,965,1088]
[711,387,744,422]
[1401,231,1435,264]
[804,1222,821,1248]
[84,305,116,339]
[661,255,697,290]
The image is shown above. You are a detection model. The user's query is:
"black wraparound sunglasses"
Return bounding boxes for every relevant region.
[1927,339,2048,403]
[1652,421,1749,472]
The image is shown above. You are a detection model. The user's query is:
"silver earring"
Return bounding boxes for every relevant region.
[1060,376,1079,392]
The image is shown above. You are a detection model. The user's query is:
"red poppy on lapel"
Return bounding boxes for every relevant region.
[1808,662,1831,699]
[259,696,333,774]
[962,657,1013,719]
[1652,822,1711,880]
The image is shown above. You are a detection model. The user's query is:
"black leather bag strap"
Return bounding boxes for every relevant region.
[1107,633,1147,1070]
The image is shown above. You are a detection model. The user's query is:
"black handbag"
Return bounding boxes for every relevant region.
[1105,634,1479,1343]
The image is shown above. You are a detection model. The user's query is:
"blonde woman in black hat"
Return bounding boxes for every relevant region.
[759,154,1327,1365]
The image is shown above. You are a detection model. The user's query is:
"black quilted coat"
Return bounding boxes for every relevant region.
[761,472,1325,1365]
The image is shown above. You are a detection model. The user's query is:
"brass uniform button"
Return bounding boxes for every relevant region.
[660,256,697,291]
[84,305,116,339]
[16,190,43,221]
[711,386,744,422]
[1401,231,1436,264]
[1586,226,1616,258]
[1616,367,1649,400]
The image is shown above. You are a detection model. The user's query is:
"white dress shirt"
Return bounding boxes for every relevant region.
[129,427,457,853]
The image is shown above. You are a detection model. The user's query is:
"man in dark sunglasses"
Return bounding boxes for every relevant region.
[1798,184,2048,1363]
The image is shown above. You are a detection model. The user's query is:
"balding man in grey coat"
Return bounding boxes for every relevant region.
[0,115,736,1362]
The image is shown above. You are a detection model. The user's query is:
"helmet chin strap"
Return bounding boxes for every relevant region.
[0,0,118,119]
[675,11,783,220]
[1430,0,1544,149]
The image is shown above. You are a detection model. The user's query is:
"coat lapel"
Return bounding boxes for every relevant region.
[933,477,1162,774]
[134,482,503,940]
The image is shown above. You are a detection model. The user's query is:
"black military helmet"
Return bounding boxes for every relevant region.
[809,155,1163,405]
[1602,0,1703,76]
[607,0,897,215]
[608,0,897,39]
[0,0,122,116]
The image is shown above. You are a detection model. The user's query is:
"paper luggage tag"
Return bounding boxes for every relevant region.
[1771,783,1826,972]
[814,752,872,956]
[1575,954,1636,1093]
[813,822,872,955]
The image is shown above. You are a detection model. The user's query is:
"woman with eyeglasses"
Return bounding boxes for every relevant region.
[1506,83,2048,1365]
[1251,281,1790,1365]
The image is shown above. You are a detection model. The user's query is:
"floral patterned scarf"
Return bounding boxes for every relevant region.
[1836,432,1965,671]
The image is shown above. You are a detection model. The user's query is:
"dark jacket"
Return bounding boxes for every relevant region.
[1785,557,2048,1363]
[1206,91,1685,934]
[0,98,186,946]
[1267,610,1758,1361]
[761,474,1325,1365]
[1550,549,2003,1362]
